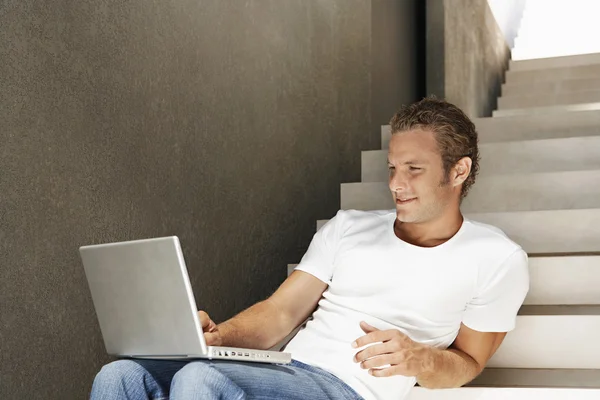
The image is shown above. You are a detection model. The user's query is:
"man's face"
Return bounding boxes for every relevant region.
[387,129,459,224]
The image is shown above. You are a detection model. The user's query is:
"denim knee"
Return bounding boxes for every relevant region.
[94,359,147,387]
[171,362,214,386]
[170,362,244,399]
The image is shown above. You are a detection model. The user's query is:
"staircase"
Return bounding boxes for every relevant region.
[299,52,600,398]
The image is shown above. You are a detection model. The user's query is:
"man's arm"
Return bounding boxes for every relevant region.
[214,270,327,350]
[415,323,506,388]
[353,322,506,389]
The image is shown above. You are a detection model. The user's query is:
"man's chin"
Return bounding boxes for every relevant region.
[395,210,419,224]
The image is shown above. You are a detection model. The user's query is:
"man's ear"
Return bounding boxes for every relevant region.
[452,157,472,187]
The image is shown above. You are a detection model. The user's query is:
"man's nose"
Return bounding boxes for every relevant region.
[389,171,408,192]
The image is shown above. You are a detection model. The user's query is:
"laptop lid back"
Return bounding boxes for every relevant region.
[80,236,207,357]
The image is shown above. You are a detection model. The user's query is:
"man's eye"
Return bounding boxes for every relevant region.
[388,165,395,170]
[409,167,422,171]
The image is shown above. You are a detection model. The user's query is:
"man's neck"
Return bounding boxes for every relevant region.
[394,211,464,248]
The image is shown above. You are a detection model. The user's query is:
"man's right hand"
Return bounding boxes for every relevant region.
[198,310,222,346]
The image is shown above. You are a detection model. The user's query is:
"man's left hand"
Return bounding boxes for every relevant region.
[352,321,434,378]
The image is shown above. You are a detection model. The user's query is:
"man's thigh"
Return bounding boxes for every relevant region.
[180,359,362,400]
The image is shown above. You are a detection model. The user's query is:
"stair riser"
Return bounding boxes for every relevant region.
[365,137,600,182]
[493,102,600,117]
[489,316,600,369]
[381,111,600,147]
[502,79,600,97]
[506,64,600,85]
[527,256,600,305]
[466,209,600,254]
[343,171,600,213]
[498,91,600,110]
[408,388,600,400]
[471,368,600,388]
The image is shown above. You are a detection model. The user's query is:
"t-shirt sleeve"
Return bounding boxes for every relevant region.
[293,210,345,284]
[462,248,530,332]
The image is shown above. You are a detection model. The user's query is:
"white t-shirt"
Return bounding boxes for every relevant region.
[284,209,529,400]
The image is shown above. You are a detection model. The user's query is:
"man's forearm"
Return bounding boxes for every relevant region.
[217,298,294,350]
[416,347,482,389]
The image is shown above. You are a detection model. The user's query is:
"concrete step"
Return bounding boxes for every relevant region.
[489,305,600,369]
[493,102,600,117]
[411,368,600,398]
[509,52,600,72]
[477,137,600,176]
[469,368,600,388]
[498,90,600,110]
[343,170,600,213]
[466,209,600,254]
[408,387,600,400]
[364,136,600,182]
[474,110,600,143]
[381,125,391,148]
[502,78,600,97]
[292,255,600,305]
[341,182,392,210]
[505,62,600,85]
[462,170,600,212]
[526,255,600,305]
[380,110,600,148]
[318,208,600,254]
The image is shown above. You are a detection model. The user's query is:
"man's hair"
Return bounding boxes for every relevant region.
[389,97,480,199]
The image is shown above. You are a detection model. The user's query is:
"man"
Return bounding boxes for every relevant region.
[91,98,529,400]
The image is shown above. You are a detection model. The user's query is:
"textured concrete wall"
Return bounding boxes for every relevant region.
[426,0,510,117]
[371,0,426,136]
[0,0,374,398]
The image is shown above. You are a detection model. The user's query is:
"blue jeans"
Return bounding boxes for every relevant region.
[90,358,364,400]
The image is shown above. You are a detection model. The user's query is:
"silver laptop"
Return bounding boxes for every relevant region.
[80,236,291,364]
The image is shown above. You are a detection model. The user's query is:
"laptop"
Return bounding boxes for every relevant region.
[80,236,291,364]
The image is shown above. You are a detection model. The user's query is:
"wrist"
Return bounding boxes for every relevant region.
[216,321,232,346]
[417,345,439,378]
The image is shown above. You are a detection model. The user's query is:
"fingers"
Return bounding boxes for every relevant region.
[359,321,378,333]
[197,310,212,331]
[353,329,392,348]
[360,353,396,370]
[203,331,221,346]
[368,366,399,378]
[354,342,393,364]
[198,311,221,346]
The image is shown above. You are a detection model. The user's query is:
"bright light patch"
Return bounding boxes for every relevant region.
[512,0,600,60]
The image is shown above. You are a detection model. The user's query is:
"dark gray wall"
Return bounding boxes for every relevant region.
[371,0,425,137]
[426,0,510,117]
[0,0,422,398]
[0,1,372,398]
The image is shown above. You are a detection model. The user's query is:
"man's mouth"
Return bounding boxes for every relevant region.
[396,197,416,205]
